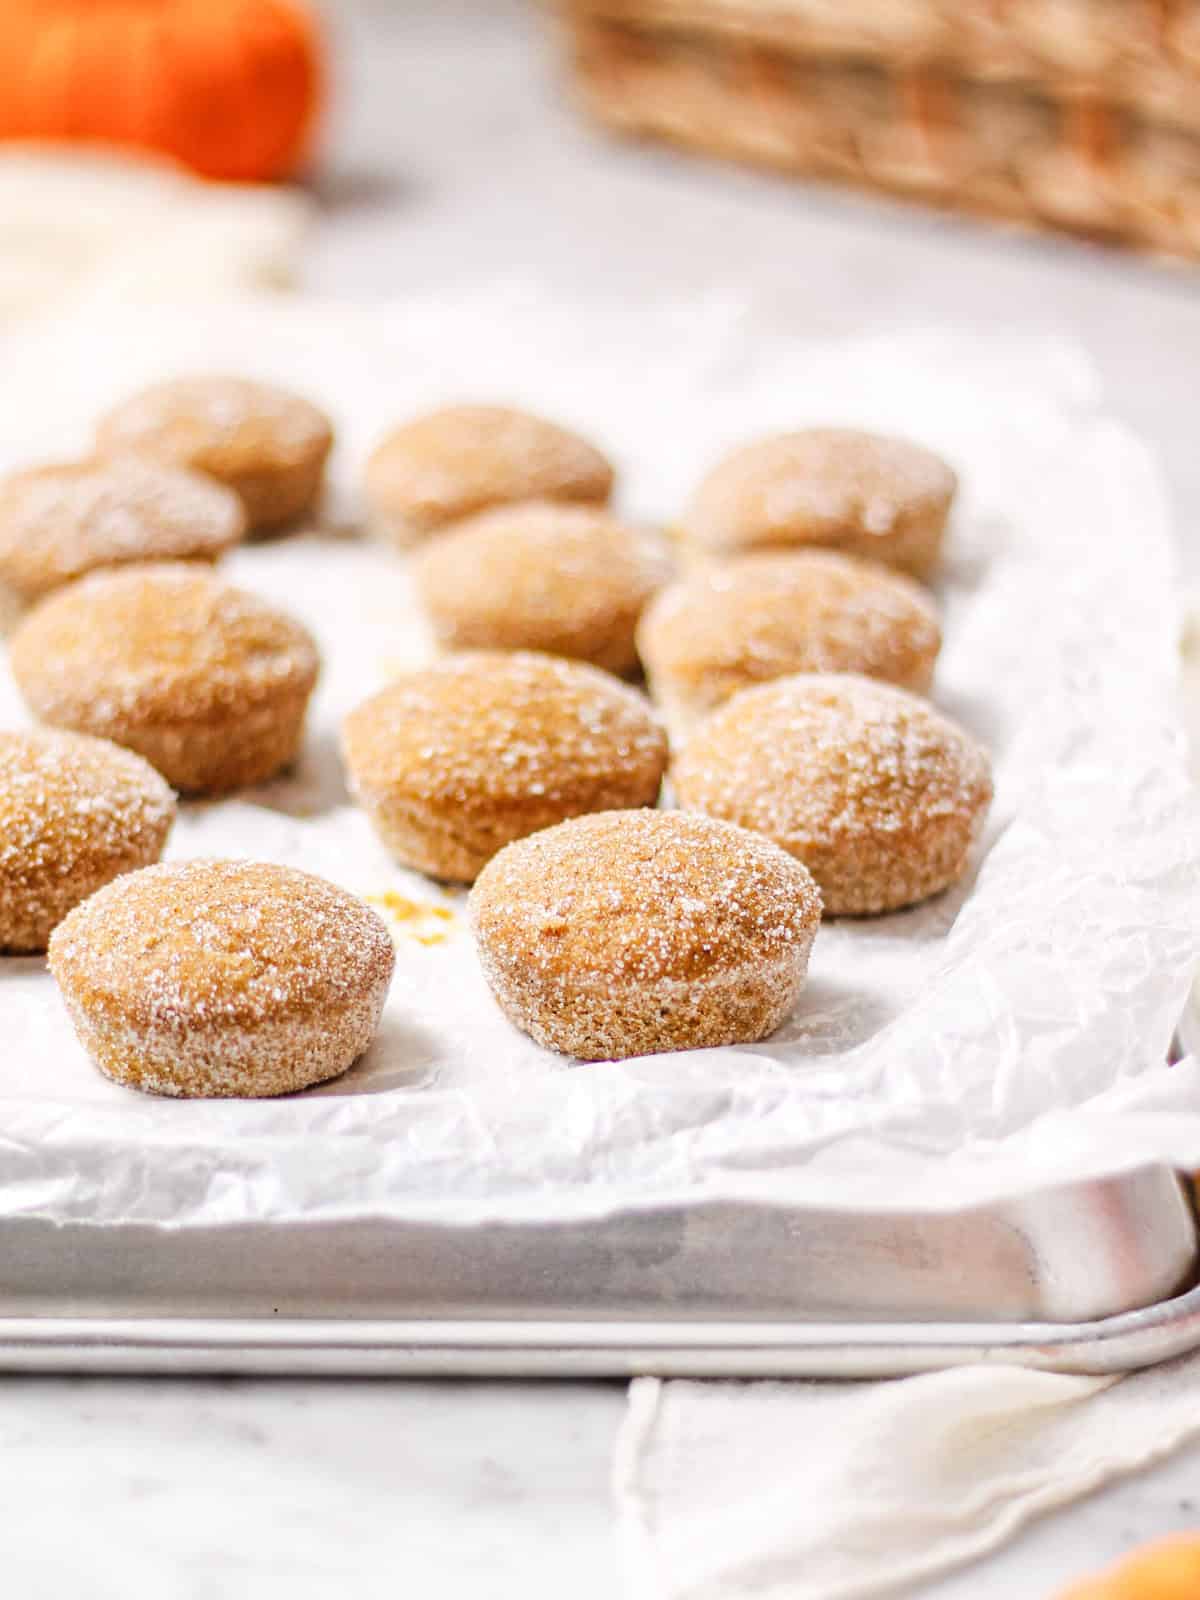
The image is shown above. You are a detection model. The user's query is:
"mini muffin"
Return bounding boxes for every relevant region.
[638,550,941,736]
[10,563,320,794]
[674,674,992,915]
[95,376,334,533]
[49,860,396,1098]
[0,457,245,606]
[341,651,667,882]
[364,405,615,547]
[683,428,957,578]
[0,729,175,953]
[470,809,822,1060]
[414,502,669,676]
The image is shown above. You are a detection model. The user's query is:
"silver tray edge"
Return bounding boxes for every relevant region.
[4,1277,1200,1379]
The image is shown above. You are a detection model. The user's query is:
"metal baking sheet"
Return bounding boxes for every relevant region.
[1,1164,1195,1376]
[1,307,1197,1381]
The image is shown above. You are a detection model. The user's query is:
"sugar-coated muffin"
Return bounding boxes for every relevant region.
[9,562,320,794]
[674,674,992,915]
[0,458,245,606]
[341,651,667,883]
[683,428,957,578]
[95,376,334,533]
[470,809,822,1060]
[364,405,614,547]
[0,729,175,953]
[49,860,396,1098]
[414,501,669,676]
[638,550,941,736]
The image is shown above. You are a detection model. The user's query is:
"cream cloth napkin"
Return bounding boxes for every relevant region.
[0,146,311,324]
[615,1355,1200,1600]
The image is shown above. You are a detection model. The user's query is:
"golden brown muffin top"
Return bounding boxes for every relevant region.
[342,650,666,806]
[470,808,821,988]
[414,501,669,655]
[675,673,992,859]
[49,859,395,1035]
[96,376,334,479]
[10,562,320,726]
[0,728,174,886]
[365,405,614,535]
[683,428,956,555]
[640,549,940,707]
[0,458,245,603]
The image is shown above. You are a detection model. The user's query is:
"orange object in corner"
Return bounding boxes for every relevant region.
[1057,1535,1200,1600]
[0,0,324,182]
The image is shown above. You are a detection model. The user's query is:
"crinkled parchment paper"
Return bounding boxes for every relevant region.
[1,286,1199,1231]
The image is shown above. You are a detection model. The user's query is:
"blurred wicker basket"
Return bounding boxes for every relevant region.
[560,0,1200,257]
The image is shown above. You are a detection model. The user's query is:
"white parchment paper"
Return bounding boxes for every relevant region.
[2,286,1199,1230]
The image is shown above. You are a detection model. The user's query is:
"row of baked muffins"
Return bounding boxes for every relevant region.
[0,377,991,1096]
[3,567,981,903]
[0,375,947,717]
[0,374,951,590]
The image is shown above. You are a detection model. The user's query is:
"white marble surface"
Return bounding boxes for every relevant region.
[0,1378,622,1600]
[8,4,1200,1596]
[2,1374,1198,1600]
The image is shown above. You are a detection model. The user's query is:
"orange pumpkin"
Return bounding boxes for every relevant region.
[0,0,323,182]
[1058,1535,1200,1599]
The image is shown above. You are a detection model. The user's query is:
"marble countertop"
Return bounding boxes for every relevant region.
[7,4,1200,1595]
[4,1374,1199,1600]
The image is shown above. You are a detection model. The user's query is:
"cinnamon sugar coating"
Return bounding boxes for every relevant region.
[470,809,822,1060]
[683,428,957,578]
[95,377,334,533]
[639,550,941,736]
[364,405,615,547]
[341,651,668,883]
[0,729,175,953]
[10,563,320,794]
[0,458,245,606]
[674,674,992,916]
[49,860,396,1098]
[414,501,670,676]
